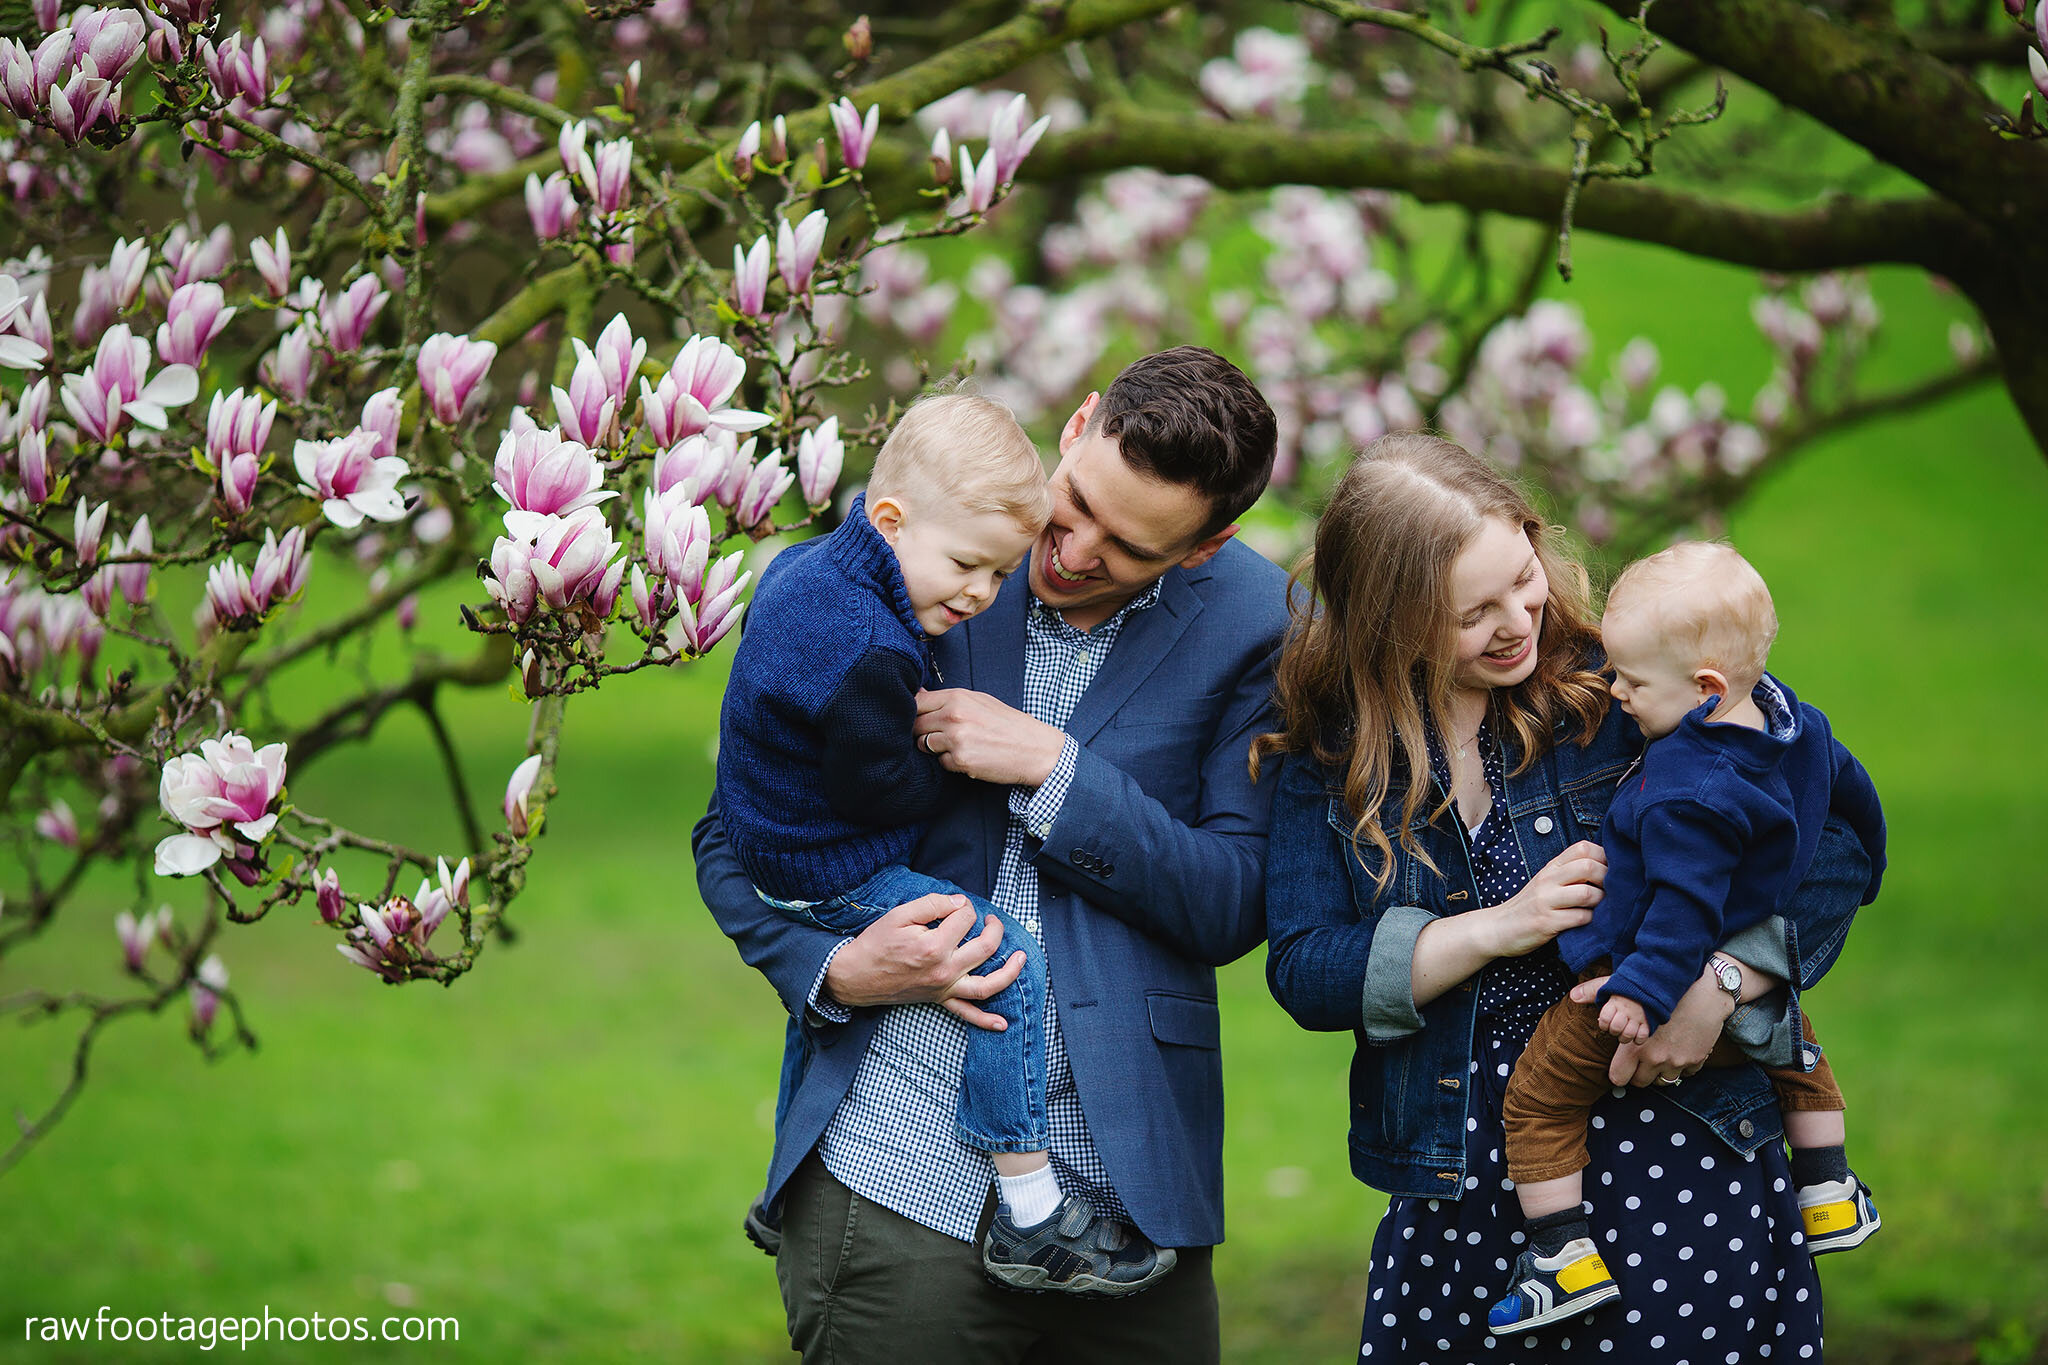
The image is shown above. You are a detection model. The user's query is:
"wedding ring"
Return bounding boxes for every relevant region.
[919,733,934,755]
[1657,1076,1682,1086]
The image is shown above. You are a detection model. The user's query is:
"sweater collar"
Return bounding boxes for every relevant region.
[1677,671,1801,766]
[821,492,928,644]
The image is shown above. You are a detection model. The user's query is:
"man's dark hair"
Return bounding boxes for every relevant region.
[1086,346,1278,540]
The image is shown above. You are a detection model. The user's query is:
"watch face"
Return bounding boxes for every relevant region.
[1712,959,1741,993]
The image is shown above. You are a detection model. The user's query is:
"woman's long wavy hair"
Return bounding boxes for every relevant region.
[1251,433,1610,890]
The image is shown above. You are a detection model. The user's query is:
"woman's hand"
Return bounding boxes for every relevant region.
[1485,841,1605,957]
[1574,967,1737,1086]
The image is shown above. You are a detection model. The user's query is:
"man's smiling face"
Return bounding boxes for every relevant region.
[1027,405,1226,631]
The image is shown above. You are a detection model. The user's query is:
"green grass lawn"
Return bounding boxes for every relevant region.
[4,231,2046,1362]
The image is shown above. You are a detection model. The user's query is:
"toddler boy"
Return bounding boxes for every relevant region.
[1489,541,1886,1334]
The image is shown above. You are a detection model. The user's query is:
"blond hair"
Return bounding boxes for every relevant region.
[868,394,1050,528]
[1606,541,1778,690]
[1251,433,1609,890]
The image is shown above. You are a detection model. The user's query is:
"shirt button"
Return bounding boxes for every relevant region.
[1738,1119,1755,1139]
[1533,815,1554,835]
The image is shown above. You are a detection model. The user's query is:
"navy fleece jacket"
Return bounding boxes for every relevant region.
[1557,674,1886,1028]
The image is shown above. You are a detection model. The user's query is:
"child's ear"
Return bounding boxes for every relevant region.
[867,495,906,543]
[1694,667,1731,703]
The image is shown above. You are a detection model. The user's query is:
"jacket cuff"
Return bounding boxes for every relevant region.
[1008,734,1078,839]
[1718,915,1792,980]
[1363,904,1436,1041]
[805,940,854,1025]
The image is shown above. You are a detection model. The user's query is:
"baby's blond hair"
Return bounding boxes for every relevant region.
[1606,541,1779,689]
[868,394,1050,529]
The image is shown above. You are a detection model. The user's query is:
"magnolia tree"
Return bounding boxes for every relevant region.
[1,0,2042,1171]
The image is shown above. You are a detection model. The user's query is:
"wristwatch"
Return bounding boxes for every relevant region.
[1706,954,1743,1008]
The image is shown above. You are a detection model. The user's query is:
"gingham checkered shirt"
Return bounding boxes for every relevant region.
[809,581,1163,1243]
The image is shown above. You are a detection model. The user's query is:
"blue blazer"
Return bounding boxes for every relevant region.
[693,539,1293,1248]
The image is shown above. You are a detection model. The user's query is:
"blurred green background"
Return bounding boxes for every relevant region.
[4,229,2046,1363]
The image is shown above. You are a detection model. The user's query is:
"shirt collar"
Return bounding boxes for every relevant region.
[1027,577,1163,637]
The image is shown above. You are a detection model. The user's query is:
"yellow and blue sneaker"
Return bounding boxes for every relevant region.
[1487,1238,1622,1335]
[1800,1175,1881,1255]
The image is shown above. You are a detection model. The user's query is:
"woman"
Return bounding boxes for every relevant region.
[1258,434,1868,1362]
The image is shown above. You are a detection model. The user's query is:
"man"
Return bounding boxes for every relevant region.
[692,347,1291,1361]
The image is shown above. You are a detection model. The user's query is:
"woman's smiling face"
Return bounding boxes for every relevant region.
[1448,516,1547,694]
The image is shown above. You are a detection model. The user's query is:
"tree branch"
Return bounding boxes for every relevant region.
[1017,108,1985,273]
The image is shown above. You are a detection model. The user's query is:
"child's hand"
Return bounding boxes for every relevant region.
[1598,995,1651,1044]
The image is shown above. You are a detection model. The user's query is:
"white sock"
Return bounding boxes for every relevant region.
[996,1163,1062,1228]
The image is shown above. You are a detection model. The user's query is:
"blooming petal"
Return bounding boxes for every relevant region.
[154,833,223,876]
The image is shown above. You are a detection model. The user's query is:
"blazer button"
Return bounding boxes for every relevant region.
[1737,1119,1755,1139]
[1533,815,1554,835]
[1097,861,1114,877]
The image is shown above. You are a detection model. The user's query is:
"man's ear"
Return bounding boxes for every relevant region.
[867,494,906,542]
[1694,667,1731,706]
[1057,393,1099,455]
[1178,523,1239,572]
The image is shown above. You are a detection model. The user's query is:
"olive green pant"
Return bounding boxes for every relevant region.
[774,1154,1218,1365]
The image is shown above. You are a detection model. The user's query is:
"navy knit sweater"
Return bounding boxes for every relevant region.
[715,493,948,902]
[1558,675,1886,1027]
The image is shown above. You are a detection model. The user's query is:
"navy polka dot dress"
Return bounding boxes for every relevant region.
[1357,723,1826,1364]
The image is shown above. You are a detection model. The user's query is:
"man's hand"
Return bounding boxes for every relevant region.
[1598,994,1651,1044]
[822,893,1026,1031]
[913,688,1067,787]
[1576,968,1736,1086]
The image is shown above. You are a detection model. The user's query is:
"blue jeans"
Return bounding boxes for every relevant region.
[758,864,1050,1154]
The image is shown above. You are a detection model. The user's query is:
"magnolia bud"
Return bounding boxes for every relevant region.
[843,14,872,61]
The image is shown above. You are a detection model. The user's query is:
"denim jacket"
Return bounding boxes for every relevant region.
[1263,697,1875,1199]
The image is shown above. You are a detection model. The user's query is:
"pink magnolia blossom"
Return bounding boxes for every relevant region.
[952,145,999,217]
[197,31,266,104]
[60,322,199,443]
[654,432,731,501]
[46,66,120,145]
[260,325,319,401]
[151,223,235,305]
[411,856,470,933]
[73,499,108,564]
[71,8,145,82]
[155,281,234,367]
[201,557,262,630]
[671,549,749,654]
[338,895,444,979]
[251,525,310,606]
[503,753,542,836]
[293,430,409,528]
[524,170,578,239]
[249,228,290,298]
[492,424,613,517]
[641,333,769,445]
[0,275,46,368]
[988,93,1050,184]
[320,274,389,354]
[734,119,761,171]
[643,482,711,598]
[735,447,793,528]
[828,97,879,171]
[16,427,52,503]
[359,386,401,461]
[70,236,148,344]
[551,344,620,447]
[153,731,288,878]
[776,209,828,295]
[189,954,227,1032]
[767,113,788,163]
[712,435,757,508]
[207,387,274,513]
[580,136,633,213]
[418,332,495,424]
[629,563,659,634]
[732,234,770,318]
[113,514,151,605]
[115,905,171,970]
[36,798,78,846]
[796,416,843,508]
[582,312,645,406]
[314,867,343,923]
[487,505,625,622]
[928,127,952,184]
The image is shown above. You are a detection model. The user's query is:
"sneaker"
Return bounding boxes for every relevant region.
[982,1193,1178,1298]
[1488,1238,1622,1335]
[1800,1175,1881,1255]
[741,1198,781,1257]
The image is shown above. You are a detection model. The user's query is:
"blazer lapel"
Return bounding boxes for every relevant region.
[1062,565,1205,746]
